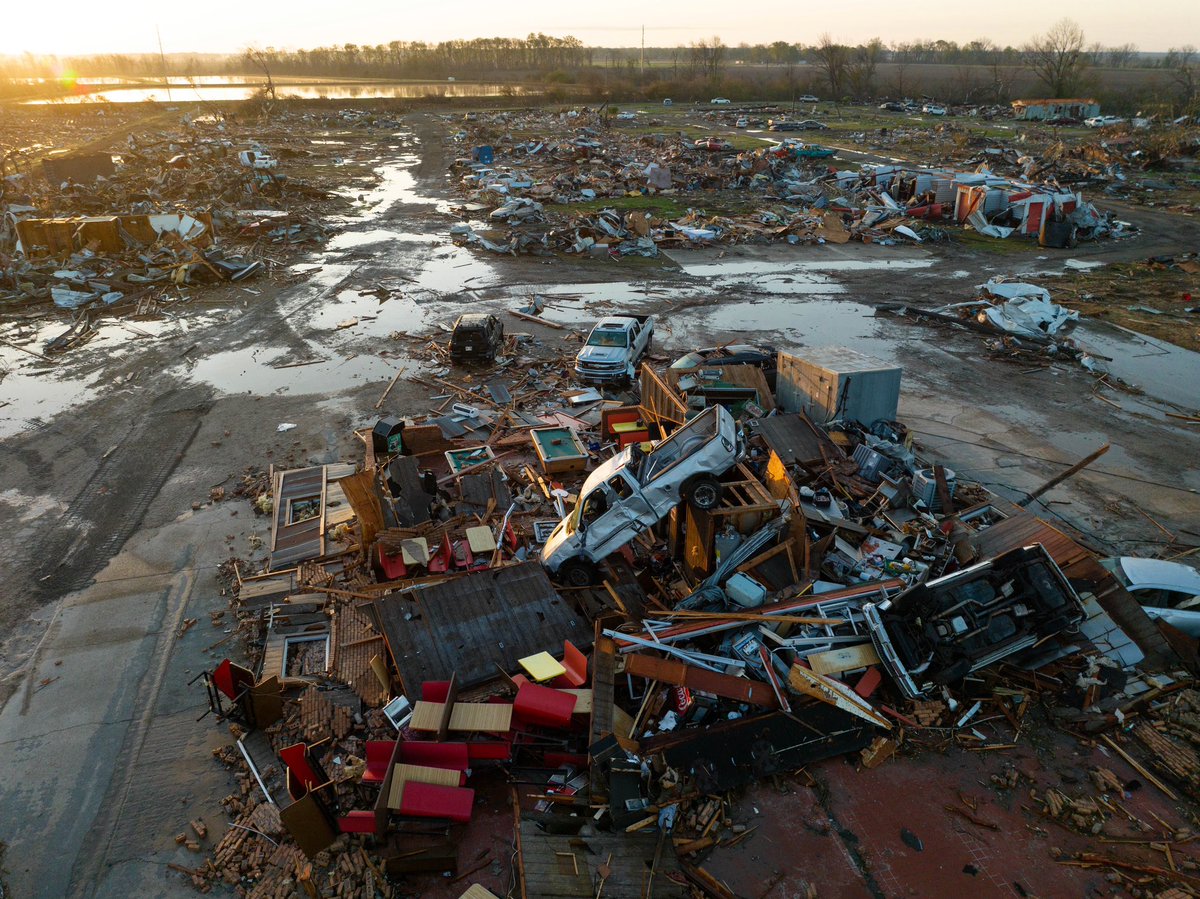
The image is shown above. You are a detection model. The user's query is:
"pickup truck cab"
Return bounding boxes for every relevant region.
[449,313,504,363]
[575,314,654,383]
[863,544,1084,698]
[541,405,741,585]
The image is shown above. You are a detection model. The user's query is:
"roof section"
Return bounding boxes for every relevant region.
[371,562,591,691]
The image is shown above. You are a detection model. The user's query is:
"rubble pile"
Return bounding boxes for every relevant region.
[0,107,398,353]
[182,332,1200,897]
[441,107,1135,259]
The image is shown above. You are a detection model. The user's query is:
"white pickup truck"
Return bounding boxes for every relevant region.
[541,405,742,586]
[575,314,654,383]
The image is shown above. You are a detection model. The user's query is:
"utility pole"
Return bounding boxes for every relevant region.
[156,25,172,102]
[640,25,645,77]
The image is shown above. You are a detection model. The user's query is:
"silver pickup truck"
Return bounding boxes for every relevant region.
[541,405,741,586]
[575,314,655,383]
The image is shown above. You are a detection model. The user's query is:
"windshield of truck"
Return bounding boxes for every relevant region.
[640,410,719,483]
[587,329,629,348]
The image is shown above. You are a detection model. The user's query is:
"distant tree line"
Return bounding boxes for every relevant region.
[1,23,1196,114]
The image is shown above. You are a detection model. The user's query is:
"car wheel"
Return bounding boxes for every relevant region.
[686,475,722,511]
[559,559,597,587]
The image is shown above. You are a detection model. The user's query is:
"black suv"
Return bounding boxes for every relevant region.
[449,313,504,363]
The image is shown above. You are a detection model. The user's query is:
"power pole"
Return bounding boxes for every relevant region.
[640,25,645,77]
[156,25,172,101]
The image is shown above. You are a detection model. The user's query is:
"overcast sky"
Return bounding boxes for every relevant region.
[4,0,1195,56]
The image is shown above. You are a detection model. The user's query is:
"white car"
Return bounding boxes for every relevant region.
[922,104,947,116]
[710,97,731,105]
[1101,557,1200,636]
[616,111,637,120]
[1085,115,1125,128]
[735,117,749,128]
[798,94,820,103]
[541,406,741,585]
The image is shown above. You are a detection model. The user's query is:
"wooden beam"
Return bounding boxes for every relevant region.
[620,652,781,709]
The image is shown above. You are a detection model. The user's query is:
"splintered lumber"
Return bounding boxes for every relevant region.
[654,610,844,625]
[509,309,565,329]
[1019,443,1110,506]
[1102,734,1179,801]
[620,652,781,709]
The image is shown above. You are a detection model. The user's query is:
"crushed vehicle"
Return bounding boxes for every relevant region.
[1101,557,1200,636]
[541,405,741,585]
[575,313,655,383]
[694,137,734,152]
[449,312,504,363]
[669,343,779,388]
[863,544,1086,698]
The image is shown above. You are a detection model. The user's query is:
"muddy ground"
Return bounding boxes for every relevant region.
[0,106,1198,898]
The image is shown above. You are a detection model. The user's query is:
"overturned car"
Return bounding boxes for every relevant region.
[863,544,1085,698]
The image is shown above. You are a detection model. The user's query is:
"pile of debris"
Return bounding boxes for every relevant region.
[441,107,1131,258]
[181,331,1200,897]
[0,107,389,353]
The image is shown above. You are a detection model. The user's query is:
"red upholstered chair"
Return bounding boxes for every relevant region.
[362,741,396,784]
[422,681,452,703]
[211,658,254,700]
[398,782,475,823]
[427,534,454,574]
[398,741,470,771]
[280,743,322,793]
[514,682,577,729]
[553,641,588,688]
[337,810,379,834]
[377,544,407,580]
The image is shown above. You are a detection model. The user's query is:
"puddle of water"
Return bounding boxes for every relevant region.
[0,361,105,438]
[303,288,432,337]
[415,245,501,294]
[342,154,454,216]
[674,257,934,278]
[325,228,439,251]
[659,298,897,361]
[1073,322,1200,409]
[178,346,404,397]
[1065,259,1105,271]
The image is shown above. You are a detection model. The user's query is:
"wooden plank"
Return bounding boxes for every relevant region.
[807,643,882,677]
[621,652,781,709]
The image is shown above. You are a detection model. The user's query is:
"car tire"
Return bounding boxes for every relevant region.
[685,475,722,511]
[558,559,597,587]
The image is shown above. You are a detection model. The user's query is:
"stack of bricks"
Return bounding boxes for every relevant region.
[911,700,946,727]
[1132,721,1199,798]
[296,684,354,744]
[329,604,388,707]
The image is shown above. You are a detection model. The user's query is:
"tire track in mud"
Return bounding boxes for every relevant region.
[29,387,209,600]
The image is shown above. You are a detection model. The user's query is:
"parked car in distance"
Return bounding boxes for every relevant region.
[769,119,827,132]
[575,314,655,383]
[735,117,749,128]
[1085,115,1125,128]
[878,101,905,112]
[1100,557,1200,636]
[710,97,731,105]
[863,544,1086,698]
[922,104,947,116]
[449,313,504,363]
[693,137,734,152]
[797,94,820,103]
[670,344,779,388]
[541,405,742,585]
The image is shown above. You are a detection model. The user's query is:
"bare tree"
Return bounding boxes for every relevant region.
[810,34,850,97]
[243,46,276,101]
[1107,43,1138,68]
[847,38,884,97]
[1024,19,1088,97]
[1166,45,1198,111]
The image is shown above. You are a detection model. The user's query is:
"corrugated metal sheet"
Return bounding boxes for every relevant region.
[372,562,591,691]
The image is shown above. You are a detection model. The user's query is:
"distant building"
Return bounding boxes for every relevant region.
[1011,98,1100,122]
